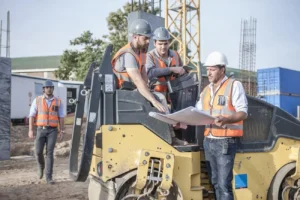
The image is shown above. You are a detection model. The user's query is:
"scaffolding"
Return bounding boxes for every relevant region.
[239,17,257,96]
[164,0,200,70]
[135,0,201,76]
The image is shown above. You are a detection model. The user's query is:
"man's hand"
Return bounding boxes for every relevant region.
[28,130,35,139]
[215,112,247,127]
[170,67,186,76]
[214,115,229,127]
[151,100,167,113]
[58,130,64,141]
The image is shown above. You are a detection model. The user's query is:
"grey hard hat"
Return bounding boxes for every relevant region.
[129,19,152,38]
[43,80,54,87]
[153,27,170,41]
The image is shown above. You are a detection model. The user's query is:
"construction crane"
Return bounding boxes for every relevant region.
[164,0,200,70]
[133,0,201,71]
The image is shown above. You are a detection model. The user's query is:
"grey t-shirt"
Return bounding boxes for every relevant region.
[114,53,139,72]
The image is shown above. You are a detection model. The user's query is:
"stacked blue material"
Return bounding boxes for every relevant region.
[257,67,300,117]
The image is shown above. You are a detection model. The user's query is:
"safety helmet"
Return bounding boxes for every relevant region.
[43,80,54,88]
[153,27,170,41]
[129,19,152,38]
[203,51,228,67]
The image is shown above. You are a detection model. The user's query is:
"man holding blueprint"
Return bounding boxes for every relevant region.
[148,51,248,199]
[195,51,248,200]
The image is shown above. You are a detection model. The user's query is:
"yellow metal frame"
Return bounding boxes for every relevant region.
[165,0,200,72]
[289,146,300,180]
[89,124,300,199]
[135,149,174,191]
[90,125,203,199]
[232,138,300,199]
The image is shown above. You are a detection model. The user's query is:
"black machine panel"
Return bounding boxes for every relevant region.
[70,43,300,164]
[167,73,200,146]
[196,95,300,153]
[239,96,300,152]
[116,90,172,144]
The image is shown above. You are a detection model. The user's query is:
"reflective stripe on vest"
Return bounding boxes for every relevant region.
[35,96,60,127]
[149,49,180,92]
[111,43,144,89]
[201,78,243,137]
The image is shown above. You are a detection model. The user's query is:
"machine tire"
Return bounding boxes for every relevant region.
[115,176,137,200]
[267,162,296,200]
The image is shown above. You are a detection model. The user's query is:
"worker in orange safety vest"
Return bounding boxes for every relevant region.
[195,51,248,200]
[111,18,166,113]
[145,26,188,145]
[28,80,65,185]
[145,27,186,93]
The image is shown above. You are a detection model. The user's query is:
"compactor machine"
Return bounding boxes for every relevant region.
[69,45,300,200]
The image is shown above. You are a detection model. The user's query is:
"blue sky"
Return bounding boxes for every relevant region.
[0,0,300,70]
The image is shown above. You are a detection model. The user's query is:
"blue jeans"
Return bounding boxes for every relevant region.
[203,137,237,200]
[35,127,58,179]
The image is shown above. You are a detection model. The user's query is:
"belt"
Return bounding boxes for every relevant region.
[205,137,237,143]
[38,126,57,129]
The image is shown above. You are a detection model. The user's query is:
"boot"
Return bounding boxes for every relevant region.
[38,167,44,179]
[46,176,55,185]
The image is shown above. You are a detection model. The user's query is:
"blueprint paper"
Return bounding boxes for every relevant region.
[149,106,215,126]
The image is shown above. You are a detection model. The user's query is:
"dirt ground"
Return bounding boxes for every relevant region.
[0,123,89,200]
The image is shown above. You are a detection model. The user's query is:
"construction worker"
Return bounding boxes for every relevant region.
[145,26,187,145]
[111,18,166,113]
[28,80,65,185]
[196,51,248,200]
[146,27,186,92]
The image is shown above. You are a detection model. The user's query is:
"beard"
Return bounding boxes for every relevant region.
[137,43,149,53]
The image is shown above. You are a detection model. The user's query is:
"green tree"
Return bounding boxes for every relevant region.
[55,1,158,80]
[54,50,79,80]
[55,31,105,80]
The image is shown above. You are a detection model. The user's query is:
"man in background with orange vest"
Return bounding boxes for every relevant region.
[145,27,188,145]
[111,18,166,113]
[146,27,186,92]
[28,80,65,185]
[196,51,248,200]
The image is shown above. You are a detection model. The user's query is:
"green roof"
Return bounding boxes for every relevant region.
[11,55,61,70]
[10,56,257,82]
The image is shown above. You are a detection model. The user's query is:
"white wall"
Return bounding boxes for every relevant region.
[11,75,82,119]
[11,75,59,119]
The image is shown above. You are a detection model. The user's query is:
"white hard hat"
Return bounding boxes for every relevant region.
[203,51,228,67]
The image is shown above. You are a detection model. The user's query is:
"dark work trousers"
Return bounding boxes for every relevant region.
[203,137,237,200]
[35,127,58,179]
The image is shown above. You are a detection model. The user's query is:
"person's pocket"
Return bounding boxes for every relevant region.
[52,106,59,111]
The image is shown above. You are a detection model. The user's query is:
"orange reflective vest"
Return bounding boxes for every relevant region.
[148,49,181,92]
[200,78,243,137]
[35,96,61,127]
[111,43,146,89]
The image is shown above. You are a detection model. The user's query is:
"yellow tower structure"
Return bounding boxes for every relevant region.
[165,0,200,71]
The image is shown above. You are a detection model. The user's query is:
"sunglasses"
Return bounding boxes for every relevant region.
[44,86,54,89]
